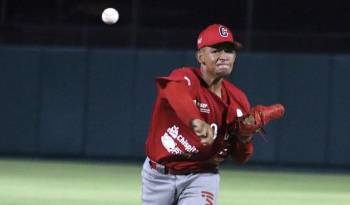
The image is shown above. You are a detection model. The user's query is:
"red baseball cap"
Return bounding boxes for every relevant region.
[197,24,242,49]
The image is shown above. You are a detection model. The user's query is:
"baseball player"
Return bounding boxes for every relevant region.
[141,24,284,205]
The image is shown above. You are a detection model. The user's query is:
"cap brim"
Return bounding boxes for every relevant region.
[233,41,242,49]
[206,41,243,50]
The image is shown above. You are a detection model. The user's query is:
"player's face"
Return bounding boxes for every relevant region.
[199,43,237,77]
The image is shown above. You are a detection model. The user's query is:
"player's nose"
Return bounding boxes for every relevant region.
[218,50,230,60]
[217,56,229,63]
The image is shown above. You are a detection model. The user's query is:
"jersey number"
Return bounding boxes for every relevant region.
[210,123,218,140]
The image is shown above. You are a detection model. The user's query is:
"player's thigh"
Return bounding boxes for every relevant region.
[141,159,176,205]
[177,173,220,205]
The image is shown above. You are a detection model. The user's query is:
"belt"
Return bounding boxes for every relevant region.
[148,159,218,175]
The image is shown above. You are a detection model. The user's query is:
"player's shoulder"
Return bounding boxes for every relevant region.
[155,67,200,87]
[223,80,249,103]
[167,67,200,85]
[223,80,245,94]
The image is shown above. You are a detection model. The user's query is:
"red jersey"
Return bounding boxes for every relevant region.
[145,67,253,171]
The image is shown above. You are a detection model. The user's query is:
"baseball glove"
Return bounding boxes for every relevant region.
[230,104,285,137]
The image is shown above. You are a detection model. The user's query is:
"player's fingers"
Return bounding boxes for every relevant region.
[207,125,214,139]
[192,119,215,145]
[200,137,209,145]
[200,125,214,146]
[194,127,206,137]
[207,125,214,143]
[192,119,204,136]
[192,119,209,138]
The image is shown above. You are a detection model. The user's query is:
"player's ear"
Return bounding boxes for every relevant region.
[196,49,205,65]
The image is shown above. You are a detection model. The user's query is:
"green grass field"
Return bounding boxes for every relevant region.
[0,159,349,205]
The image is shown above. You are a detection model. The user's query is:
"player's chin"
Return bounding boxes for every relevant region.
[216,66,232,77]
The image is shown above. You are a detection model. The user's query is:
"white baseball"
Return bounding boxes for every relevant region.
[101,8,119,25]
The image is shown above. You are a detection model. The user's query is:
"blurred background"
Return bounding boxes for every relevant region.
[1,0,350,168]
[1,1,350,204]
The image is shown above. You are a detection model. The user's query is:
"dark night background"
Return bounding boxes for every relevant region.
[1,0,350,52]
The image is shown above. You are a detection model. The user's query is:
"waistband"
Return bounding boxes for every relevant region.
[147,158,218,175]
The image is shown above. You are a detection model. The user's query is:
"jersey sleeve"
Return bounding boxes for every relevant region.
[230,139,254,164]
[155,68,203,127]
[224,81,252,124]
[223,80,254,164]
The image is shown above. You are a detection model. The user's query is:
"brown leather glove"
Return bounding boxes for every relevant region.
[231,104,285,137]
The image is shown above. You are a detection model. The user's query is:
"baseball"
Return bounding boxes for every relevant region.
[101,8,119,24]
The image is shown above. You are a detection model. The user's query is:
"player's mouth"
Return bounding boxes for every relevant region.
[216,64,231,69]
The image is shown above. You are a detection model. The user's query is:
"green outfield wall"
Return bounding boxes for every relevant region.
[0,46,349,167]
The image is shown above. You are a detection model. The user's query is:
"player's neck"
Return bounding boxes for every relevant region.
[200,68,223,97]
[209,83,222,98]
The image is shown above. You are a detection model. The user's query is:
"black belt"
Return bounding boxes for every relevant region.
[148,159,218,175]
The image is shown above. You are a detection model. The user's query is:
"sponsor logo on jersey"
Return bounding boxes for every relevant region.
[161,125,199,155]
[195,100,211,114]
[161,133,182,155]
[219,26,229,37]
